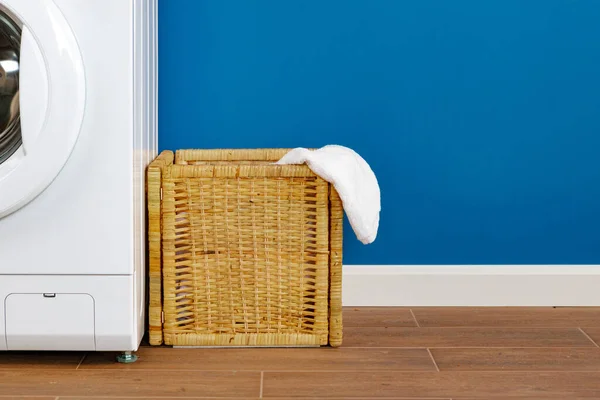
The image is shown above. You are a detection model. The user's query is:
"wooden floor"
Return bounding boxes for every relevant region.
[2,307,600,399]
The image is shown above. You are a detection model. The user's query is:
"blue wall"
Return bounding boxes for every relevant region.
[159,0,600,265]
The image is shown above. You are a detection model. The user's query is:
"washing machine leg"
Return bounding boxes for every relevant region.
[116,351,138,364]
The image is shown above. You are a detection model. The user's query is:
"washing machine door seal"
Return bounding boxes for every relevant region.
[0,0,85,219]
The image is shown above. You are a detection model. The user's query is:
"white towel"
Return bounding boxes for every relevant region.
[277,145,380,244]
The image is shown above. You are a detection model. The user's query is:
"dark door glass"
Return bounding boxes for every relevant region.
[0,8,20,165]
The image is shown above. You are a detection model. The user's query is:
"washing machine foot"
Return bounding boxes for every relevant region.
[116,351,138,364]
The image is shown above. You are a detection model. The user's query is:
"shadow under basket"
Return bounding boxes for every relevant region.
[147,149,343,347]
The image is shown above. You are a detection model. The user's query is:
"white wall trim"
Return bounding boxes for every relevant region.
[342,265,600,306]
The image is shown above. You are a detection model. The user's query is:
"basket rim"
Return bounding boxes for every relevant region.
[175,148,316,163]
[170,149,317,178]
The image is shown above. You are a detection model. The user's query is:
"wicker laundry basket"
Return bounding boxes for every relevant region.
[147,149,343,347]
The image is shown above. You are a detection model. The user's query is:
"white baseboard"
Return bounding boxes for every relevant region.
[342,265,600,306]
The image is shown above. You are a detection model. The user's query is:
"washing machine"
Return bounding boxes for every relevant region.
[0,0,157,352]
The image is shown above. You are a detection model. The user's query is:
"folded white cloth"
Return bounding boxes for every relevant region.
[276,145,380,244]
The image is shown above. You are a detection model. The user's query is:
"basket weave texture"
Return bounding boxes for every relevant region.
[148,149,343,347]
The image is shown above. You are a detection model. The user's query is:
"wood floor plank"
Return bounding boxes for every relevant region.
[7,308,600,399]
[432,348,600,371]
[55,398,262,400]
[344,307,418,327]
[455,398,600,400]
[81,347,435,371]
[55,397,450,400]
[412,307,600,327]
[344,327,594,347]
[455,398,599,400]
[262,371,600,398]
[54,398,452,400]
[581,328,600,346]
[0,370,259,397]
[0,352,84,370]
[0,398,56,400]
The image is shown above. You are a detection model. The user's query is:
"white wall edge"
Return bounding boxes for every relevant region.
[342,265,600,306]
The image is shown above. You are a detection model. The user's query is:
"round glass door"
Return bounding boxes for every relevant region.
[0,0,85,219]
[0,7,20,165]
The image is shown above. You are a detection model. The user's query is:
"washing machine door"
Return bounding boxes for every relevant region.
[0,0,85,218]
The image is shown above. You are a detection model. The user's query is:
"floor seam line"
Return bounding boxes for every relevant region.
[260,370,264,398]
[427,348,440,372]
[76,353,87,370]
[409,309,421,327]
[579,327,600,348]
